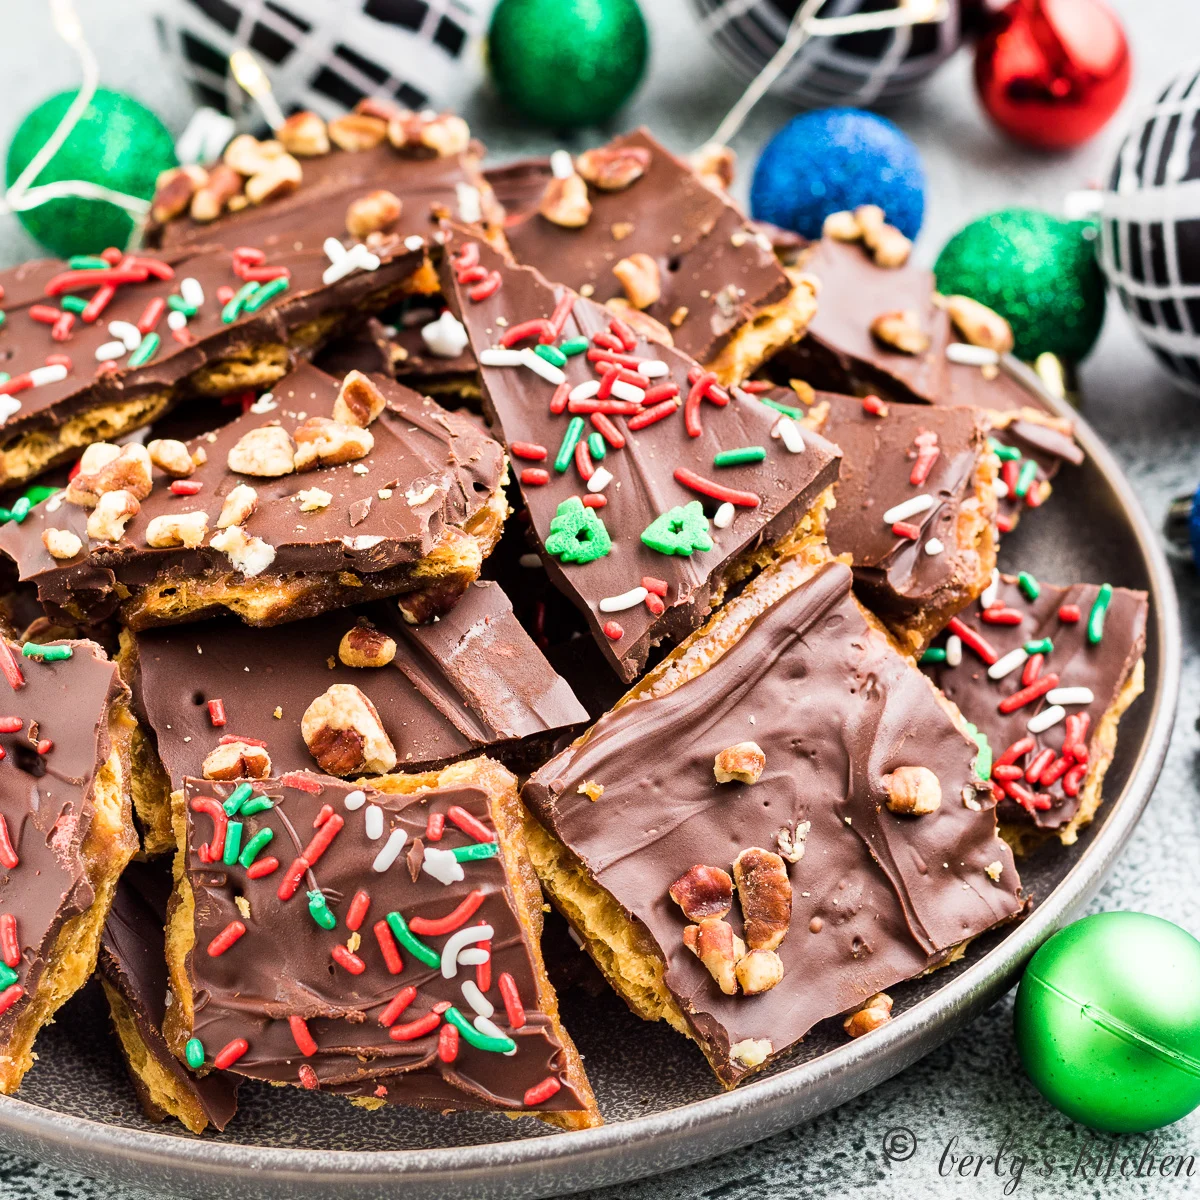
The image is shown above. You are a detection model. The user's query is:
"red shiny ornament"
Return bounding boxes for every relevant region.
[974,0,1131,149]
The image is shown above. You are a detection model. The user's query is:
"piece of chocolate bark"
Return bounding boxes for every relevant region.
[801,391,998,654]
[488,129,816,384]
[163,761,600,1127]
[120,578,588,854]
[440,233,840,682]
[0,637,138,1092]
[522,542,1023,1087]
[0,362,507,631]
[98,859,238,1132]
[920,574,1147,852]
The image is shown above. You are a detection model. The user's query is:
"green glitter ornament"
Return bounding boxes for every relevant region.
[1015,912,1200,1132]
[934,208,1106,363]
[487,0,649,130]
[6,88,177,260]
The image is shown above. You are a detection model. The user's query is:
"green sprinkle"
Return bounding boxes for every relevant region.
[0,508,11,525]
[920,647,948,664]
[452,841,500,863]
[239,827,274,868]
[184,1038,205,1070]
[222,782,255,816]
[385,911,440,969]
[308,889,337,931]
[0,373,9,386]
[1014,458,1039,499]
[239,796,274,816]
[242,275,290,314]
[1087,583,1113,645]
[553,416,586,474]
[1023,638,1053,656]
[713,446,766,468]
[10,497,31,524]
[757,395,804,420]
[1017,571,1040,601]
[59,295,88,315]
[68,255,110,270]
[126,332,161,369]
[444,1006,516,1054]
[965,722,993,781]
[535,343,567,368]
[166,294,197,316]
[21,642,71,662]
[0,963,17,989]
[0,313,6,331]
[559,336,589,356]
[544,496,611,565]
[222,821,243,866]
[587,432,605,462]
[641,502,713,556]
[22,486,57,507]
[221,281,258,324]
[988,438,1021,462]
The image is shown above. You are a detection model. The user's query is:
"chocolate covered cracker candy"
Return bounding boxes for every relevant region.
[0,362,506,631]
[163,763,599,1127]
[522,545,1023,1087]
[921,575,1147,851]
[0,637,138,1092]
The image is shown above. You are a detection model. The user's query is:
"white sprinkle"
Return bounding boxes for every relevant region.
[250,393,277,414]
[107,320,141,351]
[987,647,1028,680]
[550,149,575,179]
[456,181,482,223]
[980,568,1000,610]
[519,346,566,384]
[1046,687,1095,706]
[600,586,648,613]
[610,380,646,403]
[350,243,380,272]
[994,478,1009,500]
[882,494,935,524]
[945,635,963,667]
[519,553,543,569]
[344,789,366,811]
[167,309,188,331]
[479,348,524,367]
[372,827,407,873]
[323,236,347,263]
[421,311,468,358]
[461,979,494,1018]
[1027,705,1066,734]
[404,234,425,252]
[364,804,384,840]
[456,948,489,966]
[714,501,735,529]
[95,340,126,362]
[29,364,69,387]
[422,846,464,886]
[587,466,613,493]
[180,277,204,308]
[441,924,493,979]
[44,490,64,513]
[637,359,670,379]
[473,1014,516,1054]
[569,379,601,402]
[925,537,945,556]
[946,342,1000,366]
[776,417,805,454]
[0,397,20,422]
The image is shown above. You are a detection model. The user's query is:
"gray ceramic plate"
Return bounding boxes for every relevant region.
[0,362,1179,1200]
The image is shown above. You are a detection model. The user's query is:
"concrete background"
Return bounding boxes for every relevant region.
[1,0,1199,1196]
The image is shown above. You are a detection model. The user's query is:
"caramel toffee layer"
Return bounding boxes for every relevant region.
[175,770,594,1118]
[129,579,588,784]
[489,129,794,366]
[523,558,1023,1085]
[922,576,1147,835]
[441,234,840,682]
[0,362,506,628]
[99,859,238,1131]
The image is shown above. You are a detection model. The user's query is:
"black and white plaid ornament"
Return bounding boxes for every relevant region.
[688,0,961,108]
[153,0,482,122]
[1099,60,1200,393]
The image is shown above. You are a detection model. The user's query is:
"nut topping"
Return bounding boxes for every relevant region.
[942,294,1015,355]
[190,164,243,223]
[735,948,784,995]
[216,483,258,529]
[333,370,387,428]
[576,145,651,191]
[870,310,930,355]
[733,847,792,952]
[301,683,397,775]
[338,618,398,668]
[227,425,296,477]
[669,864,733,922]
[223,134,286,176]
[689,142,735,192]
[328,112,388,152]
[822,209,862,241]
[539,174,592,228]
[147,438,195,477]
[202,739,272,781]
[209,525,276,577]
[86,489,140,542]
[293,417,373,470]
[346,189,403,239]
[843,992,893,1038]
[729,1038,772,1068]
[145,511,208,549]
[821,206,912,267]
[151,165,207,224]
[245,154,303,206]
[884,765,942,815]
[68,443,153,507]
[682,917,742,996]
[612,252,661,310]
[776,819,811,864]
[278,110,330,157]
[296,487,333,512]
[714,741,766,785]
[41,528,82,560]
[387,111,470,158]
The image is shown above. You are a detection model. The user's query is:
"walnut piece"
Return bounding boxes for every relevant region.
[576,145,651,191]
[151,165,207,223]
[296,487,333,512]
[147,438,194,477]
[682,917,742,996]
[612,252,661,310]
[736,948,784,995]
[228,425,296,477]
[41,528,82,560]
[145,511,208,549]
[293,418,373,471]
[68,443,153,507]
[776,819,811,864]
[346,189,403,239]
[245,154,303,206]
[209,525,276,578]
[388,111,471,158]
[190,164,243,223]
[333,370,387,428]
[278,110,330,158]
[884,766,942,815]
[733,847,792,952]
[822,209,862,241]
[216,483,258,529]
[539,174,592,228]
[689,142,735,191]
[669,864,733,922]
[843,992,893,1038]
[223,134,285,176]
[86,490,140,542]
[714,741,766,785]
[942,294,1014,355]
[328,112,388,152]
[730,1038,773,1068]
[202,739,272,781]
[870,310,930,355]
[301,683,397,775]
[338,619,398,668]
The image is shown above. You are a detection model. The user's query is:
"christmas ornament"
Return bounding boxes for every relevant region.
[1098,59,1200,393]
[487,0,649,130]
[152,0,483,122]
[689,0,961,109]
[974,0,1131,150]
[1014,912,1200,1133]
[5,88,176,259]
[934,207,1105,362]
[750,108,925,241]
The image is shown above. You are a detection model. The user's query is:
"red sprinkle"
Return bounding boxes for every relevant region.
[446,806,495,844]
[389,1011,441,1042]
[499,972,527,1029]
[641,381,681,405]
[1004,780,1051,812]
[374,919,404,974]
[567,398,641,416]
[684,372,718,438]
[997,673,1059,715]
[674,467,760,508]
[0,719,21,734]
[948,617,999,666]
[642,576,669,596]
[277,856,311,902]
[592,331,623,352]
[549,382,570,415]
[627,398,679,430]
[0,375,33,397]
[169,480,203,495]
[346,890,371,932]
[216,285,235,305]
[51,313,74,342]
[545,293,576,338]
[44,267,150,296]
[1058,604,1081,623]
[996,735,1036,768]
[1063,712,1091,762]
[586,348,641,369]
[137,296,166,335]
[0,914,19,968]
[991,764,1024,782]
[510,441,548,461]
[438,1021,460,1062]
[645,592,665,615]
[236,264,290,283]
[426,810,445,842]
[468,271,502,302]
[1039,756,1072,787]
[410,889,486,936]
[81,284,116,323]
[246,856,279,879]
[313,804,334,829]
[207,920,246,957]
[289,1014,317,1057]
[1021,654,1044,687]
[100,247,122,265]
[298,1064,319,1090]
[1063,762,1088,797]
[982,607,1024,625]
[574,437,595,481]
[0,985,25,1017]
[891,521,920,540]
[739,380,773,394]
[0,642,23,691]
[1001,458,1019,493]
[189,796,227,863]
[332,945,366,975]
[379,985,417,1027]
[603,621,624,641]
[29,304,61,325]
[214,1038,249,1070]
[279,771,323,794]
[220,733,266,747]
[582,494,607,508]
[299,812,344,867]
[590,412,626,449]
[996,513,1016,534]
[521,467,550,486]
[44,354,72,370]
[476,935,491,992]
[35,739,51,756]
[909,432,940,486]
[128,256,174,281]
[609,317,638,351]
[207,699,226,728]
[524,1077,562,1107]
[862,394,888,416]
[1025,748,1056,784]
[500,318,553,347]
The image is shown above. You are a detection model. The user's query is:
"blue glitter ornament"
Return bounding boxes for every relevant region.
[749,108,925,241]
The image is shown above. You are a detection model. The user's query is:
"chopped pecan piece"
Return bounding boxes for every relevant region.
[338,619,397,668]
[278,110,330,157]
[86,490,140,542]
[843,992,893,1038]
[689,142,735,191]
[733,847,792,952]
[328,113,388,152]
[346,189,403,239]
[576,145,651,191]
[682,917,741,996]
[612,252,661,310]
[293,417,373,470]
[145,511,208,549]
[867,224,913,269]
[736,948,784,995]
[669,864,733,922]
[223,134,285,176]
[147,438,195,477]
[884,766,942,815]
[333,370,387,428]
[301,684,397,776]
[942,294,1014,355]
[714,741,766,785]
[202,739,272,781]
[227,425,296,477]
[151,165,207,224]
[387,111,470,158]
[870,310,930,355]
[539,174,592,228]
[190,164,243,223]
[216,483,258,529]
[41,528,82,560]
[245,154,303,205]
[68,443,153,507]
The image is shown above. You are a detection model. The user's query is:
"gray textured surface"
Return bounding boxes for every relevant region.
[0,0,1198,1196]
